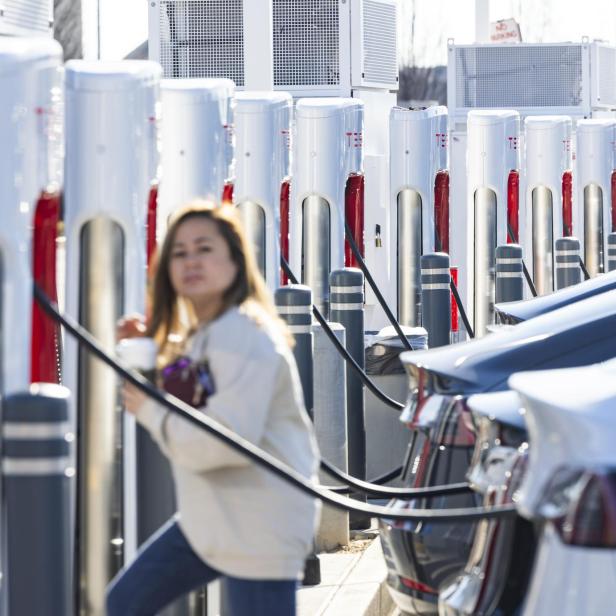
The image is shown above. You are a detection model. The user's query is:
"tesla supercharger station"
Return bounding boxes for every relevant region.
[234,92,292,290]
[158,78,235,238]
[64,61,161,615]
[290,98,364,316]
[524,116,573,296]
[390,106,449,326]
[0,38,63,394]
[467,110,520,336]
[575,119,616,277]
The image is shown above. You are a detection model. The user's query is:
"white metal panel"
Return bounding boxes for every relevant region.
[290,98,364,304]
[152,0,244,84]
[0,0,53,36]
[575,118,616,275]
[466,109,520,334]
[158,78,235,236]
[524,116,572,293]
[234,91,292,289]
[0,37,62,394]
[448,42,592,124]
[350,0,398,90]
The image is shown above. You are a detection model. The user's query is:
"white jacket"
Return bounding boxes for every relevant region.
[136,303,321,580]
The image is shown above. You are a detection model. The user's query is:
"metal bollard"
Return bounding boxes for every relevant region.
[3,384,72,616]
[329,269,369,530]
[275,285,314,418]
[495,244,524,303]
[608,233,616,272]
[274,285,321,585]
[312,322,349,550]
[555,237,582,289]
[420,253,451,348]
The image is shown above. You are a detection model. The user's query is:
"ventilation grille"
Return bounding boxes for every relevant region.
[596,45,616,107]
[455,45,584,109]
[158,0,244,85]
[1,0,51,35]
[273,0,339,87]
[362,0,397,85]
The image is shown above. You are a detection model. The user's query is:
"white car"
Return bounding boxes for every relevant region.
[509,362,616,616]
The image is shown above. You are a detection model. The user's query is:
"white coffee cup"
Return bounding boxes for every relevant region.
[116,337,158,381]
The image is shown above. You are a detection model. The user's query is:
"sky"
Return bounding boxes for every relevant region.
[89,0,616,66]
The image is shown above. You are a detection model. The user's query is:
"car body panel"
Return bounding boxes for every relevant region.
[399,289,616,394]
[495,269,616,323]
[522,524,616,616]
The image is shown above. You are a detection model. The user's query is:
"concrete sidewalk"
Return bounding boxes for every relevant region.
[298,528,393,616]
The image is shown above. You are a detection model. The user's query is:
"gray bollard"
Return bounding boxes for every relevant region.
[555,237,582,289]
[275,285,314,419]
[312,322,349,550]
[608,233,616,272]
[329,269,369,530]
[420,253,451,348]
[3,384,72,616]
[275,284,321,585]
[495,244,524,303]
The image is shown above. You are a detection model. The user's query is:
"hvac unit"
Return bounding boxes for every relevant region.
[148,0,398,95]
[448,40,616,129]
[0,0,53,36]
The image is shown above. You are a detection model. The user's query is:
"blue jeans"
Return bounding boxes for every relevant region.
[106,520,297,616]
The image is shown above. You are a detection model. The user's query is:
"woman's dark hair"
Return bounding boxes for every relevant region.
[147,200,292,357]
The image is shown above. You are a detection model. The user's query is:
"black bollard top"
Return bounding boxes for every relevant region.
[420,252,450,270]
[329,268,364,287]
[275,284,312,307]
[496,244,522,259]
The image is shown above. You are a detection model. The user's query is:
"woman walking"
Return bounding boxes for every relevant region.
[107,201,320,615]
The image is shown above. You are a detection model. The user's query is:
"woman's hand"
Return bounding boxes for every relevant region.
[116,314,147,341]
[122,381,148,416]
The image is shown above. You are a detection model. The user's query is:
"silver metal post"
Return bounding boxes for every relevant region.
[77,218,125,613]
[397,189,422,326]
[421,253,451,348]
[555,237,582,290]
[495,244,524,303]
[3,385,72,616]
[584,184,604,276]
[237,201,267,277]
[531,186,554,295]
[473,188,497,336]
[302,196,331,317]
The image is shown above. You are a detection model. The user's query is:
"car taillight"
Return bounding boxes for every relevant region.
[400,366,430,426]
[146,182,158,267]
[344,173,364,267]
[280,179,290,285]
[31,189,61,384]
[539,467,616,548]
[507,170,519,243]
[562,170,573,236]
[400,576,438,595]
[440,398,476,447]
[434,170,449,253]
[222,181,234,205]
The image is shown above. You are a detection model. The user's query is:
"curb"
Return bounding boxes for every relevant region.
[298,535,392,616]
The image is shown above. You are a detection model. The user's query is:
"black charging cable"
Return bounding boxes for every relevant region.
[34,284,515,523]
[343,221,413,351]
[280,257,405,412]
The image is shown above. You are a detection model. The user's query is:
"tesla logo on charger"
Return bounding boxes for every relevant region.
[507,136,519,150]
[346,131,363,148]
[281,129,291,150]
[435,132,448,148]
